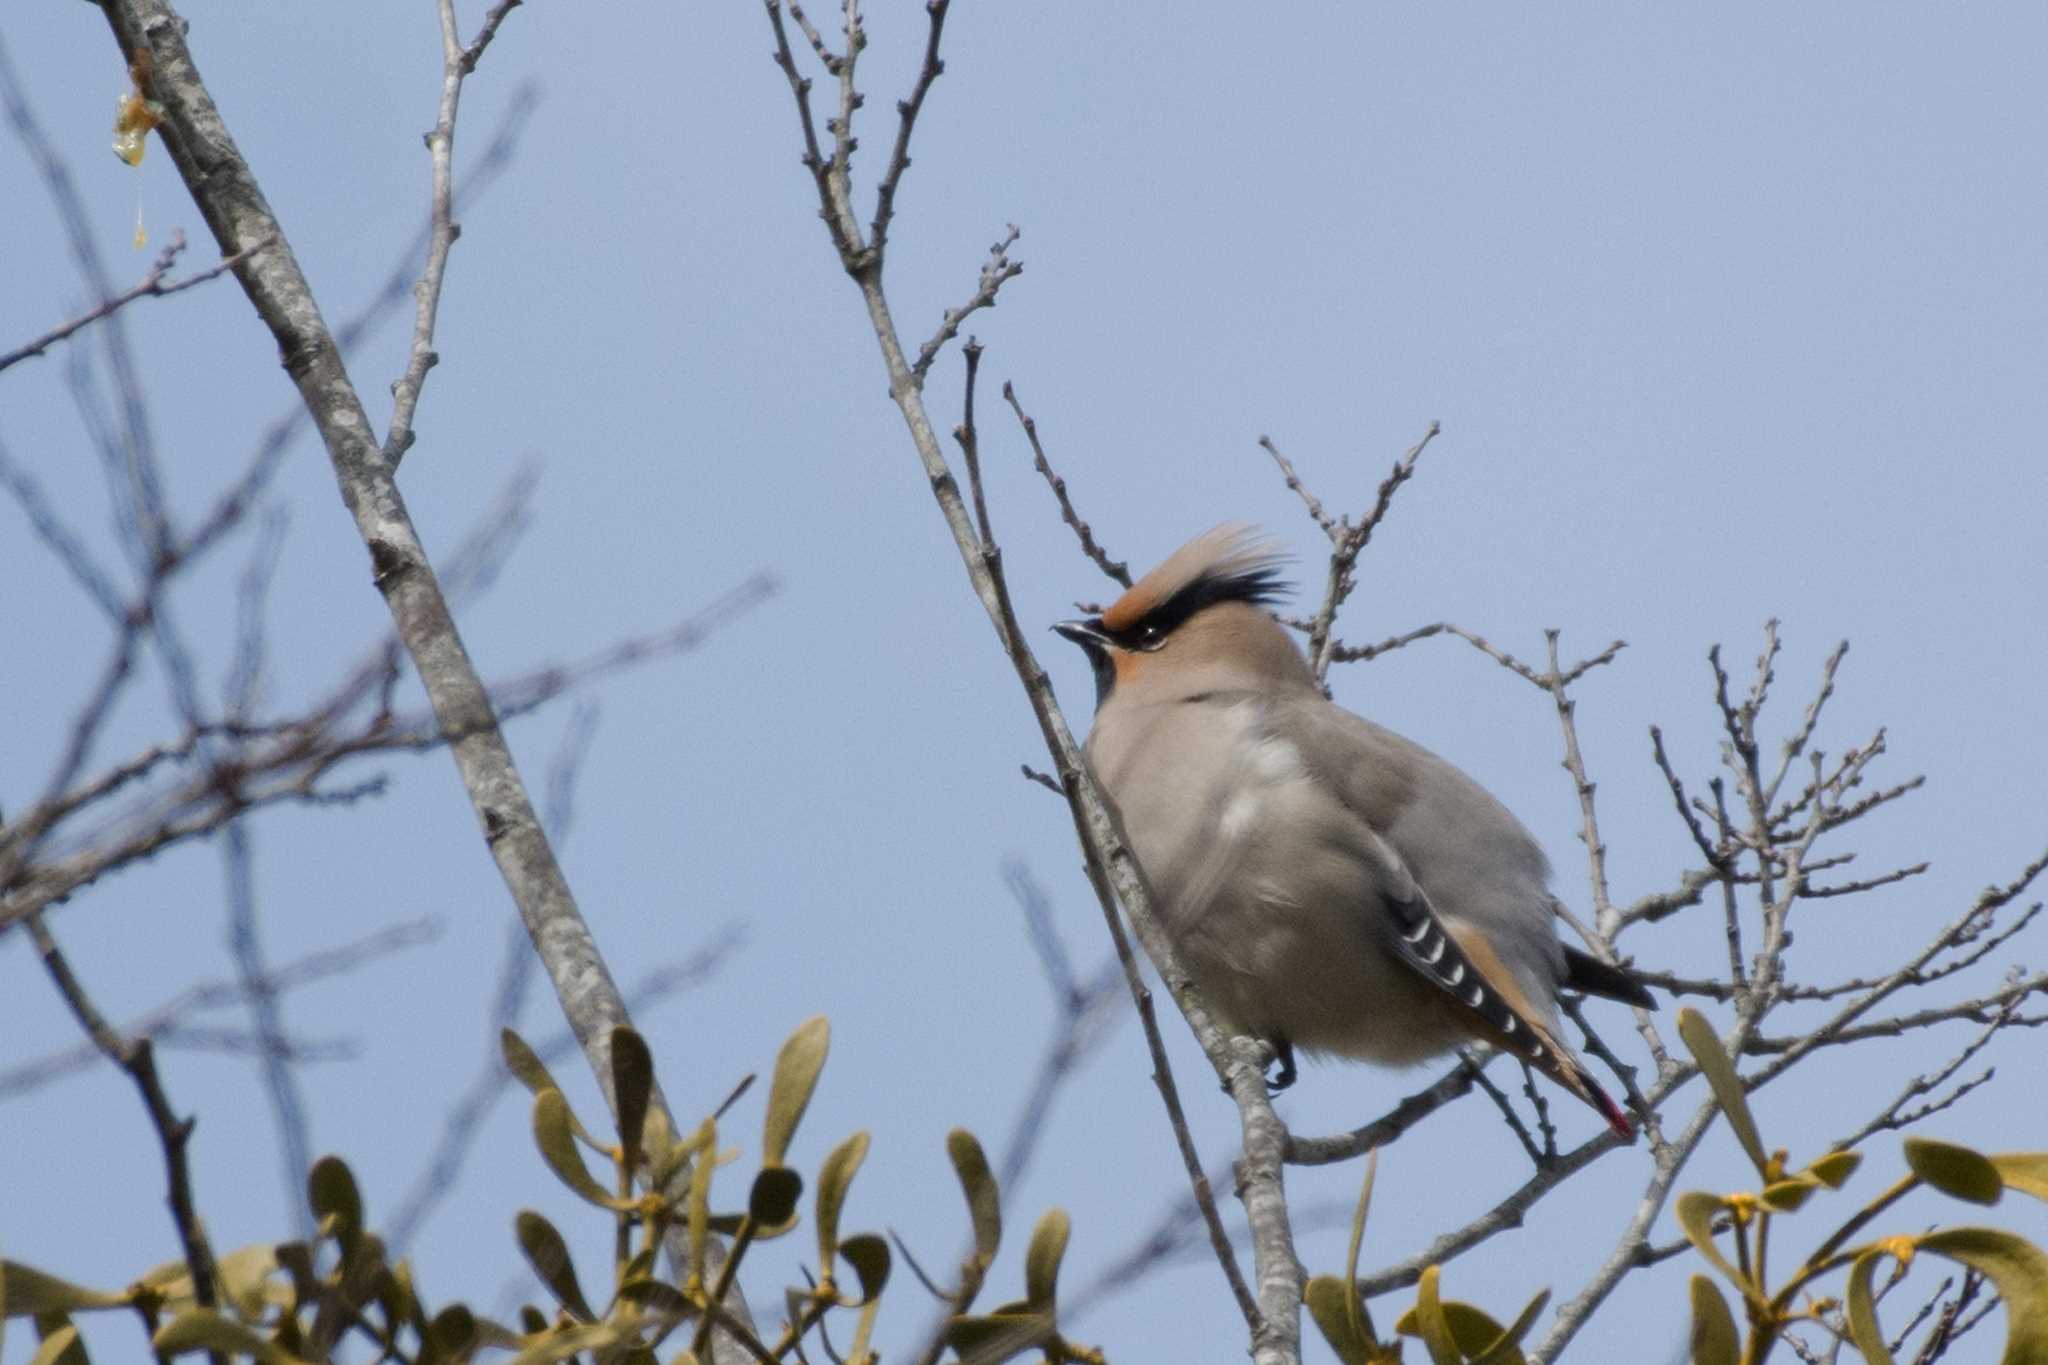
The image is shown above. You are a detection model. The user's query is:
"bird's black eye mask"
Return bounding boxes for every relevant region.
[1055,564,1291,710]
[1126,563,1292,646]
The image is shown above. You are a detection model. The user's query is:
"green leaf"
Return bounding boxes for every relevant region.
[642,1105,677,1185]
[1676,1008,1768,1175]
[1989,1151,2048,1203]
[1919,1226,2048,1365]
[1408,1265,1461,1365]
[1470,1288,1548,1365]
[1304,1275,1377,1365]
[379,1256,422,1337]
[532,1088,630,1209]
[153,1307,311,1363]
[307,1155,364,1255]
[0,1264,130,1317]
[1675,1192,1757,1304]
[687,1121,715,1275]
[1904,1137,2004,1206]
[423,1304,477,1363]
[611,1027,654,1173]
[748,1166,804,1228]
[503,1320,637,1365]
[1804,1149,1862,1189]
[514,1210,595,1323]
[215,1243,279,1320]
[837,1234,890,1305]
[1688,1275,1739,1365]
[1760,1178,1819,1213]
[1844,1246,1902,1365]
[947,1128,1002,1266]
[1023,1209,1069,1311]
[502,1032,599,1148]
[617,1279,691,1316]
[28,1322,86,1365]
[762,1017,829,1168]
[945,1311,1054,1362]
[1394,1289,1532,1362]
[1345,1148,1379,1351]
[815,1131,871,1266]
[500,1029,559,1097]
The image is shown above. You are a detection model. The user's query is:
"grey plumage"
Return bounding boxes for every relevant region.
[1055,525,1649,1136]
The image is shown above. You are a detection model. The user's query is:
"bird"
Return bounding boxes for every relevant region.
[1051,524,1654,1139]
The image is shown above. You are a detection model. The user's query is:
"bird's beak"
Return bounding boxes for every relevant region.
[1052,618,1111,653]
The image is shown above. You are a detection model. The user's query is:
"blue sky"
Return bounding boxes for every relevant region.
[4,4,2045,1361]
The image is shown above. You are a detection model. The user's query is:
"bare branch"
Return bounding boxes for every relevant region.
[1798,862,1930,899]
[951,337,992,545]
[0,435,127,620]
[1544,630,1619,928]
[0,231,265,375]
[1319,621,1447,664]
[458,0,523,73]
[764,9,1290,1351]
[1258,435,1336,540]
[1763,638,1848,811]
[1745,975,2047,1058]
[1019,763,1066,796]
[1005,380,1129,588]
[28,915,225,1320]
[1277,421,1441,682]
[1910,1270,1988,1365]
[0,917,436,1099]
[384,0,525,464]
[869,0,950,260]
[1743,847,2048,1090]
[913,225,1022,379]
[1468,1055,1548,1166]
[91,0,674,1121]
[1285,1061,1475,1166]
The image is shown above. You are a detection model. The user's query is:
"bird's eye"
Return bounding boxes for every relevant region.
[1133,622,1166,651]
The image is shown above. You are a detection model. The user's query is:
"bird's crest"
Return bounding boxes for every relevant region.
[1101,523,1290,634]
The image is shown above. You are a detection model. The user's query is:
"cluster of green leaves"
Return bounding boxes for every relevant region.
[1300,1006,2046,1365]
[0,1152,487,1364]
[1303,1153,1550,1365]
[0,1016,1104,1365]
[1673,1007,2047,1365]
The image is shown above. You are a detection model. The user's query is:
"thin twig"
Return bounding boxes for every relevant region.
[869,0,950,259]
[1019,763,1065,796]
[913,226,1023,379]
[0,232,264,375]
[1281,422,1441,682]
[28,916,227,1328]
[0,918,437,1099]
[385,0,524,464]
[763,7,1288,1349]
[1005,381,1129,588]
[1468,1055,1545,1165]
[1258,435,1336,540]
[952,337,992,544]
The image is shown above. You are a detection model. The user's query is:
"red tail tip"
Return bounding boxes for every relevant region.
[1596,1089,1636,1142]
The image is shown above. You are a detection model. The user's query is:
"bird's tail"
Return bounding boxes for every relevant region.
[1384,891,1639,1140]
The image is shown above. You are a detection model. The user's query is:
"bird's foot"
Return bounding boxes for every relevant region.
[1266,1037,1297,1093]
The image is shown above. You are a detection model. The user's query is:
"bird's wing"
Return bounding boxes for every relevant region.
[1371,865,1634,1138]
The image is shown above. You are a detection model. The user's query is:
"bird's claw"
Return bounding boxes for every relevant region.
[1266,1037,1297,1093]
